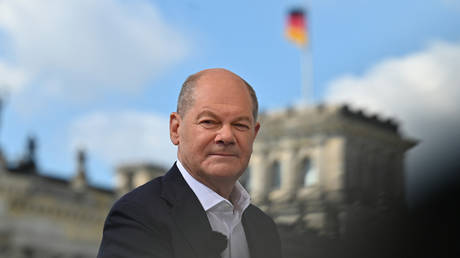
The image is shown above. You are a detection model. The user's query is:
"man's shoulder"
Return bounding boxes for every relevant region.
[245,204,266,216]
[244,204,277,226]
[119,176,163,204]
[116,164,182,205]
[98,170,177,258]
[109,176,167,224]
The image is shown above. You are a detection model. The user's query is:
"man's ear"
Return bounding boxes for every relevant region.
[254,122,260,138]
[170,112,181,145]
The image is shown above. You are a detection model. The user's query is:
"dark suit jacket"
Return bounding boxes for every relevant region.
[97,164,282,258]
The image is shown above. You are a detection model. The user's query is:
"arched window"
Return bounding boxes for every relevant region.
[301,158,317,187]
[270,161,281,190]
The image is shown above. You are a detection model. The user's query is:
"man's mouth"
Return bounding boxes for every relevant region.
[209,153,237,157]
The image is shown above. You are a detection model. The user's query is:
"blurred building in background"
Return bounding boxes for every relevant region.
[0,140,113,258]
[0,104,416,258]
[246,104,416,237]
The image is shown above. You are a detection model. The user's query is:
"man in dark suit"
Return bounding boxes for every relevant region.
[97,68,282,258]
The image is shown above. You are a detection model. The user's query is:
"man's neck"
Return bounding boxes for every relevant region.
[176,159,236,200]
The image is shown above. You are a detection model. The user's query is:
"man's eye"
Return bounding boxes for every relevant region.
[199,120,218,128]
[234,123,250,130]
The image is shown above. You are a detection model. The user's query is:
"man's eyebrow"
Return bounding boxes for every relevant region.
[196,110,219,120]
[233,116,251,123]
[196,110,252,123]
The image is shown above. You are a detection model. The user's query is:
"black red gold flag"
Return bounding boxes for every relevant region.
[286,8,308,47]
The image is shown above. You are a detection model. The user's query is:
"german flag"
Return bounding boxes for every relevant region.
[285,8,308,47]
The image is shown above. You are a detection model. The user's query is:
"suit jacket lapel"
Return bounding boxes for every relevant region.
[242,205,264,258]
[160,164,221,258]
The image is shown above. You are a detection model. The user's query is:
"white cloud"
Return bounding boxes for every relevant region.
[325,40,460,199]
[0,0,188,104]
[325,40,460,138]
[69,111,176,168]
[0,61,28,94]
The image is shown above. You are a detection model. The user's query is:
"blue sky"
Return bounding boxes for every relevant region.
[1,0,459,202]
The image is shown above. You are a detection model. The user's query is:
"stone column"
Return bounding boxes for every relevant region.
[321,136,345,203]
[280,141,298,200]
[249,151,269,204]
[269,144,296,202]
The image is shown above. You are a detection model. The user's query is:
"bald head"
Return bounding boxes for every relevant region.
[177,68,259,120]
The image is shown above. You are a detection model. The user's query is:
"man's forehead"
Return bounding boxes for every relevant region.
[178,68,257,121]
[191,73,254,118]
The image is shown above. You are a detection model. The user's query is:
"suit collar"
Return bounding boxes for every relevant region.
[160,164,226,258]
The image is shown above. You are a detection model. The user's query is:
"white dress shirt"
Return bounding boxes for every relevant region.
[177,160,251,258]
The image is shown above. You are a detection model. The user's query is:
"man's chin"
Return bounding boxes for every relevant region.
[204,163,243,178]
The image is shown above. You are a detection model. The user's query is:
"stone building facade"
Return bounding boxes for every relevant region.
[0,135,168,258]
[0,140,114,258]
[245,104,416,236]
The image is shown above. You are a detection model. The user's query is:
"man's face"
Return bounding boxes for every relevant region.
[170,70,260,189]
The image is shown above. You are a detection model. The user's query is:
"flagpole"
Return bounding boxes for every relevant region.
[303,2,313,106]
[286,6,312,105]
[301,46,313,105]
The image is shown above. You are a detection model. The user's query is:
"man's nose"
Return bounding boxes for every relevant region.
[215,124,235,145]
